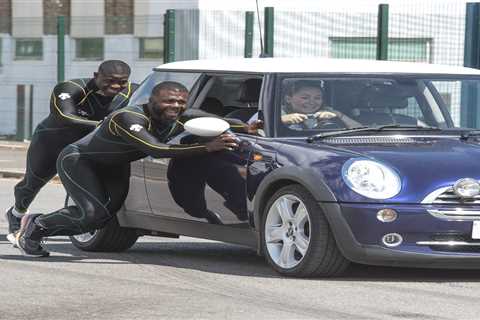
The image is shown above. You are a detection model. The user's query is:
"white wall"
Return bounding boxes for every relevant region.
[71,0,104,37]
[12,0,43,37]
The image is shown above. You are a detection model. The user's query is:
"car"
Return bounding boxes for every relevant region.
[68,57,480,277]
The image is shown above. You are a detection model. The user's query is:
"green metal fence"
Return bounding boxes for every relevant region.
[0,2,479,139]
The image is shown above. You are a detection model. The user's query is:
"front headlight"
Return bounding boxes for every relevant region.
[342,159,401,199]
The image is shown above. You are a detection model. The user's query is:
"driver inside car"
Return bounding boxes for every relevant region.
[281,80,360,130]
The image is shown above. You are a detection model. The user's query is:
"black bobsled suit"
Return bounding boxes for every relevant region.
[34,105,246,236]
[13,79,137,212]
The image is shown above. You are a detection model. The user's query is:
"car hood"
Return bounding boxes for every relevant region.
[311,135,480,203]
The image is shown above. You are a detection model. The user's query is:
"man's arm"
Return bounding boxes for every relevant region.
[50,80,99,129]
[110,110,237,158]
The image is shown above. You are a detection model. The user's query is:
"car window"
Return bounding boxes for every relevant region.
[275,77,449,137]
[429,79,480,127]
[128,71,201,107]
[194,74,263,124]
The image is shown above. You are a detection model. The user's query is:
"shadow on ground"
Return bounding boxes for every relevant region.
[1,233,480,281]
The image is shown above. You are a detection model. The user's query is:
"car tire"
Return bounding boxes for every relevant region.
[65,195,139,252]
[261,184,349,277]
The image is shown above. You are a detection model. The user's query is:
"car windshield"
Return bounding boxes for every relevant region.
[276,76,480,137]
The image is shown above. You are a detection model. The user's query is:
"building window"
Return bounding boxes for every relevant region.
[75,38,104,60]
[139,37,164,60]
[105,0,133,34]
[329,37,432,63]
[43,0,71,35]
[15,38,43,60]
[0,0,11,34]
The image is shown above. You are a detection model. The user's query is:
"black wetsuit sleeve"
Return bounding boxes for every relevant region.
[177,109,248,133]
[110,110,209,158]
[50,81,99,129]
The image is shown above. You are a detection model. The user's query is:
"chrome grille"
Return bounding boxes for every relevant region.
[422,185,480,220]
[423,186,480,205]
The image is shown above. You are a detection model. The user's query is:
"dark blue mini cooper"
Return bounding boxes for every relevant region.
[70,58,480,277]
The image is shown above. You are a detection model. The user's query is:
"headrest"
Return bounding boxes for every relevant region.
[357,85,409,109]
[200,97,223,115]
[238,78,262,103]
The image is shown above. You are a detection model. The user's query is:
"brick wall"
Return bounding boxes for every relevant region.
[105,0,133,34]
[0,0,12,34]
[43,0,70,34]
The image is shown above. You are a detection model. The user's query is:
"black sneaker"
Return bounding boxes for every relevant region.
[6,206,21,234]
[15,214,50,257]
[204,210,223,225]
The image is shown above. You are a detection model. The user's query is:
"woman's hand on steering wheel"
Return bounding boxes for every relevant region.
[313,110,337,120]
[281,113,308,124]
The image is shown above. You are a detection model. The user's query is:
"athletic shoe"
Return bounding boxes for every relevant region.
[204,210,223,225]
[15,214,50,257]
[6,233,17,247]
[5,206,21,234]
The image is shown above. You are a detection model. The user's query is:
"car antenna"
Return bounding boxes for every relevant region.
[256,0,267,58]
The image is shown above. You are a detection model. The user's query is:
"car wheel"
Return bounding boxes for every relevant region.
[261,184,349,277]
[65,195,139,252]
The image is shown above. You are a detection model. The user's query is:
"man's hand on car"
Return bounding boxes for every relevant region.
[205,133,239,152]
[245,120,264,135]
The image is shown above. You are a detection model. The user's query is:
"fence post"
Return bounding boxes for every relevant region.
[57,16,65,83]
[163,10,176,63]
[264,7,274,57]
[16,85,33,141]
[462,3,480,127]
[244,11,254,58]
[376,4,389,60]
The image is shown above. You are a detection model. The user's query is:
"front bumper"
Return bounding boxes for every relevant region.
[321,202,480,269]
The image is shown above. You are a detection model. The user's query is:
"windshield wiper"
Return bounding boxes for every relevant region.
[460,129,480,140]
[307,124,441,143]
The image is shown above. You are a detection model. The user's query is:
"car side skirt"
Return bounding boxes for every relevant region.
[117,209,258,249]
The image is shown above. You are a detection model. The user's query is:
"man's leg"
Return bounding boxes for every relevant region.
[15,146,111,256]
[203,157,248,221]
[101,164,131,225]
[7,132,59,237]
[167,157,222,224]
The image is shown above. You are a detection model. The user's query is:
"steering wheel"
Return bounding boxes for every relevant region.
[303,114,344,130]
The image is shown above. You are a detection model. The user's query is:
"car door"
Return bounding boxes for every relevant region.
[123,159,152,214]
[145,73,264,225]
[144,134,255,225]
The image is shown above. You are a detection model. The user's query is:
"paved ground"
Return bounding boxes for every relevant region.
[1,142,480,319]
[1,179,480,319]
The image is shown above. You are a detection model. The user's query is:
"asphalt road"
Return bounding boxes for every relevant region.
[1,178,480,320]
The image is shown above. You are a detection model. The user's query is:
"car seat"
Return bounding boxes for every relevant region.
[225,78,262,122]
[352,84,417,126]
[200,97,225,116]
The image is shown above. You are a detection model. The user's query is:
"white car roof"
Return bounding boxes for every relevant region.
[155,57,480,75]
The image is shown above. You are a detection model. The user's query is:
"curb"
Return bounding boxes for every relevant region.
[0,170,61,183]
[0,144,28,151]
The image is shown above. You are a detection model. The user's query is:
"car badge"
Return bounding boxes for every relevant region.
[453,178,480,198]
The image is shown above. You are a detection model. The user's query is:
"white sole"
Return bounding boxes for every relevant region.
[6,233,17,248]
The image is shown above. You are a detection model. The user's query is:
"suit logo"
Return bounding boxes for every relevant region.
[77,109,89,117]
[129,124,143,132]
[58,93,71,100]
